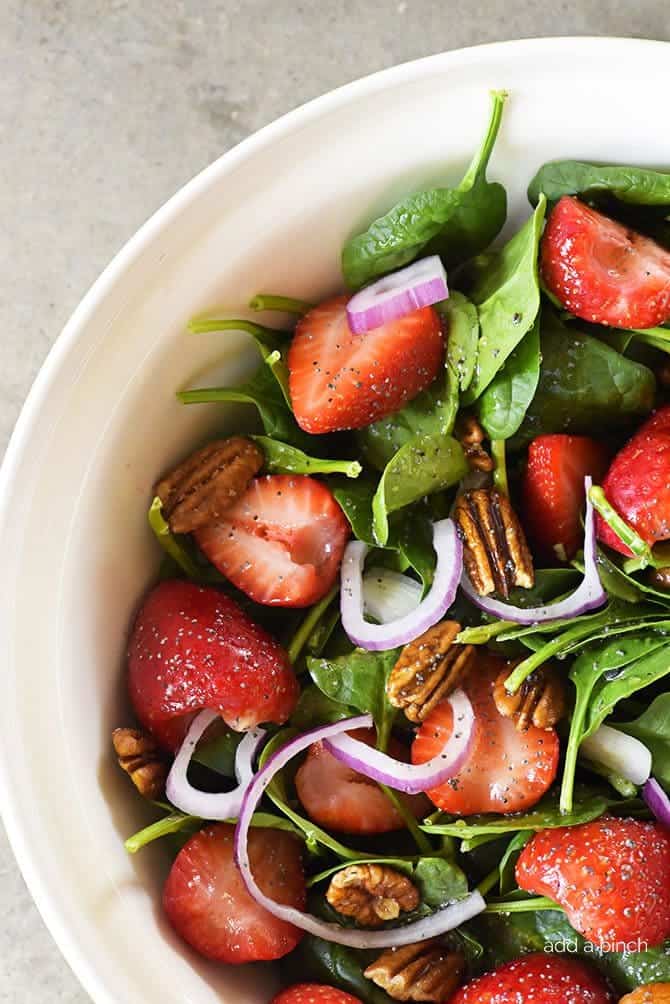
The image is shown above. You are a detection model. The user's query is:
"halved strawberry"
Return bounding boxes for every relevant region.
[294,728,429,835]
[516,818,670,947]
[163,823,305,963]
[272,986,362,1004]
[522,434,610,563]
[127,579,298,750]
[288,294,444,433]
[195,475,349,607]
[450,953,614,1004]
[597,405,670,555]
[541,196,670,329]
[411,654,559,815]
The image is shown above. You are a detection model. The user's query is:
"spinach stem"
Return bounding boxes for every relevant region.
[456,621,515,645]
[188,317,287,342]
[148,497,204,580]
[491,439,508,495]
[579,756,637,799]
[559,694,589,815]
[476,868,500,897]
[588,485,652,566]
[460,90,508,188]
[287,585,339,665]
[379,784,433,856]
[484,896,558,914]
[249,294,312,315]
[504,616,611,694]
[125,811,199,854]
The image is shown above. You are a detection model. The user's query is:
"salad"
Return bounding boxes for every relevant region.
[113,91,670,1004]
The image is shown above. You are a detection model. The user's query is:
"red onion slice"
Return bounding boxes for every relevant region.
[460,476,606,624]
[346,255,448,334]
[324,689,474,793]
[643,777,670,828]
[165,709,266,820]
[341,519,462,651]
[233,715,485,947]
[580,724,651,785]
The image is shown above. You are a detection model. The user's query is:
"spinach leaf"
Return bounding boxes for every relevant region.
[439,291,480,392]
[253,436,362,478]
[596,548,670,607]
[178,363,311,449]
[618,694,670,790]
[528,160,670,207]
[422,786,612,838]
[341,92,507,289]
[372,434,467,545]
[511,312,656,446]
[462,197,546,402]
[192,731,240,776]
[148,496,219,582]
[498,831,532,894]
[124,808,297,855]
[307,648,398,749]
[398,507,436,592]
[561,630,670,812]
[308,856,469,908]
[290,685,353,730]
[188,316,292,402]
[478,313,541,439]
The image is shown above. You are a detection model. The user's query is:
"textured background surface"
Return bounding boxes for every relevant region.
[1,2,669,1000]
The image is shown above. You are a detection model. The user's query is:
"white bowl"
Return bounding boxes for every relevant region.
[1,36,668,1004]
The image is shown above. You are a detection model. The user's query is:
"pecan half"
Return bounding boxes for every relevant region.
[326,864,419,928]
[112,727,168,800]
[387,621,475,723]
[155,436,263,533]
[493,664,567,731]
[453,488,534,598]
[455,414,494,473]
[648,566,670,592]
[620,985,670,1003]
[364,940,465,1002]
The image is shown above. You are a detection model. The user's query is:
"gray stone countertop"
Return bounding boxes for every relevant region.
[1,2,668,1000]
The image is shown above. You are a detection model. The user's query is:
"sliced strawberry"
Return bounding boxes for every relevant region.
[294,728,429,835]
[597,405,670,555]
[288,294,444,433]
[516,818,670,947]
[522,435,610,563]
[195,475,349,607]
[450,953,614,1004]
[127,579,298,750]
[541,196,670,329]
[163,823,305,963]
[272,986,362,1004]
[411,654,559,815]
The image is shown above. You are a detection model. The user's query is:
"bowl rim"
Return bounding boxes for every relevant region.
[1,35,668,1004]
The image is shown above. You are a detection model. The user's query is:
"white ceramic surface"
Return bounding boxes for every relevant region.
[1,37,668,1004]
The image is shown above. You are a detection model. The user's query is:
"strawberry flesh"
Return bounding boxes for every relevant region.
[597,405,670,555]
[523,434,609,563]
[294,728,428,835]
[541,196,670,329]
[196,474,349,607]
[412,654,559,815]
[516,818,670,947]
[450,952,614,1003]
[127,579,298,750]
[163,823,305,963]
[288,295,444,433]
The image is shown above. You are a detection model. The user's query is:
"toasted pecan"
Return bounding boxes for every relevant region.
[155,436,263,533]
[326,864,419,928]
[112,727,168,800]
[620,985,670,1003]
[455,413,494,473]
[364,940,465,1002]
[387,621,475,723]
[493,663,567,731]
[453,488,534,598]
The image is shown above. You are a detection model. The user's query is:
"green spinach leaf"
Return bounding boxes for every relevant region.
[498,831,532,894]
[511,312,656,447]
[462,197,546,402]
[618,694,670,790]
[282,937,394,1004]
[372,434,467,545]
[307,648,398,749]
[478,313,541,439]
[341,92,507,289]
[253,436,361,478]
[439,291,480,392]
[528,160,670,207]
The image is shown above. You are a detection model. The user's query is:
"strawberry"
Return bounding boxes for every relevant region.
[541,196,670,329]
[163,823,305,963]
[294,728,428,835]
[287,294,444,434]
[516,818,670,947]
[522,435,610,563]
[272,986,362,1004]
[127,579,298,750]
[196,475,349,607]
[450,953,614,1004]
[411,654,559,815]
[597,405,670,555]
